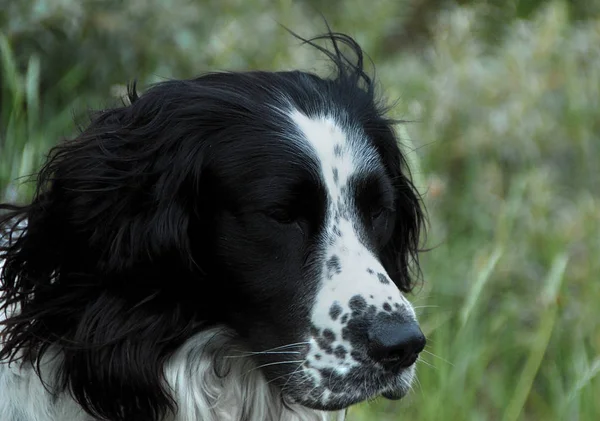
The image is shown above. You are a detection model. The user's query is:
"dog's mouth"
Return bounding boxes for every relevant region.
[381,388,406,400]
[283,388,408,411]
[273,361,415,411]
[282,379,411,411]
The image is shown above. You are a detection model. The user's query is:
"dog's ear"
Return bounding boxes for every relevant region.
[378,127,426,293]
[1,80,207,319]
[0,81,210,421]
[46,85,208,276]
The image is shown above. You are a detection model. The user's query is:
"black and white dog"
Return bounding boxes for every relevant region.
[0,31,426,421]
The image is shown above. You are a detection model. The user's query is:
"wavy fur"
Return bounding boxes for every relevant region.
[1,29,424,421]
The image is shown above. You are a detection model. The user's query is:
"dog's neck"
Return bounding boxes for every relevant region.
[2,248,345,421]
[0,323,343,421]
[165,326,341,421]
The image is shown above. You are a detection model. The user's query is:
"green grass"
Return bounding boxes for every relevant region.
[1,1,599,420]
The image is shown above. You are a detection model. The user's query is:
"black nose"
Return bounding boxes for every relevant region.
[367,318,426,368]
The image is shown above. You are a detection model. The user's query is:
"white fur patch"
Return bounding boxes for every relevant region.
[164,327,339,421]
[0,321,344,421]
[288,109,417,400]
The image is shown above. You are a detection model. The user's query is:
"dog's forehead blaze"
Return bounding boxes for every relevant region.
[286,108,417,403]
[287,110,356,190]
[286,110,381,191]
[287,108,414,311]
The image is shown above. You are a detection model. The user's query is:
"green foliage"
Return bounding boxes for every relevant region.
[1,1,598,420]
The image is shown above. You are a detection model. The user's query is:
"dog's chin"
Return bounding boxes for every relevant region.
[283,394,358,412]
[265,351,417,411]
[281,380,410,411]
[381,388,407,400]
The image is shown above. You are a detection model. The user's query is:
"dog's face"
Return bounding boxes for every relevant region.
[0,34,426,420]
[192,74,425,408]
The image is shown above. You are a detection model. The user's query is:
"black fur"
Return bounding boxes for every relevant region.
[0,30,425,421]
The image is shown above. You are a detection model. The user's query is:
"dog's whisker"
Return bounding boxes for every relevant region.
[269,360,306,386]
[282,366,316,393]
[422,349,454,366]
[225,341,309,359]
[254,342,311,352]
[224,351,302,359]
[412,371,423,394]
[417,357,437,370]
[281,368,310,391]
[267,369,299,386]
[242,360,304,377]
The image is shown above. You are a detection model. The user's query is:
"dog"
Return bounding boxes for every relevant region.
[0,31,426,421]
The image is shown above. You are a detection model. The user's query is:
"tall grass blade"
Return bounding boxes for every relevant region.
[502,253,569,421]
[459,245,503,327]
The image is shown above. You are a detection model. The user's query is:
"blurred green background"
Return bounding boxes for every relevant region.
[1,0,599,420]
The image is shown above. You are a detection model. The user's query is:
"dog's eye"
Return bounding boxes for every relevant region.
[267,208,297,224]
[371,207,388,221]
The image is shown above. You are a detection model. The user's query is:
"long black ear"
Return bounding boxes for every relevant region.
[0,82,208,421]
[51,90,203,275]
[379,126,426,293]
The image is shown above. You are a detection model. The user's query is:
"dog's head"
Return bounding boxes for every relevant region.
[0,32,425,419]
